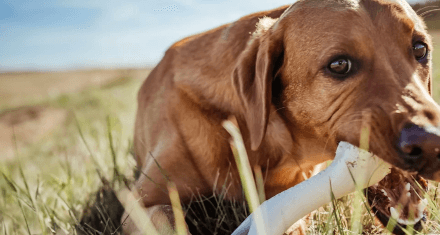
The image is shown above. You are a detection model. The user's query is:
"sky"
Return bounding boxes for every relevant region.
[0,0,424,71]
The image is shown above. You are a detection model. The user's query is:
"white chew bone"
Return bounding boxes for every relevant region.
[232,142,392,235]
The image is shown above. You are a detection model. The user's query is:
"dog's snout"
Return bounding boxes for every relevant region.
[399,124,426,160]
[398,123,440,178]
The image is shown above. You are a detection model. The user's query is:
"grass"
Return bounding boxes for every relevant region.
[2,28,440,235]
[0,69,145,234]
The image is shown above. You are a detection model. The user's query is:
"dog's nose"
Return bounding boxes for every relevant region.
[398,123,440,175]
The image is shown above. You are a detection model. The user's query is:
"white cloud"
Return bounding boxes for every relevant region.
[111,4,140,21]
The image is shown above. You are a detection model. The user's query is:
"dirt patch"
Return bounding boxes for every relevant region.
[0,106,67,160]
[0,68,151,160]
[0,68,150,111]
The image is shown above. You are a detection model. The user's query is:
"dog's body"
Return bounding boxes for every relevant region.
[133,5,314,204]
[125,0,440,233]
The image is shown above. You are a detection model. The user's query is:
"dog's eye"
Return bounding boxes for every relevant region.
[413,42,427,62]
[328,58,352,75]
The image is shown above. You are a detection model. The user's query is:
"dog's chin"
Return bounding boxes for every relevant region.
[366,168,428,234]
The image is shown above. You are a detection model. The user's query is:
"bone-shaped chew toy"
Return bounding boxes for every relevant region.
[232,142,392,235]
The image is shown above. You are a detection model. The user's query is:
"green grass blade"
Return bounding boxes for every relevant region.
[329,180,345,235]
[222,120,266,235]
[17,198,31,235]
[106,116,120,186]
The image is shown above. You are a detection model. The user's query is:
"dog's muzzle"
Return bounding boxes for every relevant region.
[398,123,440,180]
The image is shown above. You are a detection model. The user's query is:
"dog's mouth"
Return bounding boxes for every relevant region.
[366,167,428,234]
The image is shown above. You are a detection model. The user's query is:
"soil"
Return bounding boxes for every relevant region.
[0,68,150,160]
[77,180,125,235]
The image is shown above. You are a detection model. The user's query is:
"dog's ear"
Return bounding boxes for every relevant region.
[232,29,284,151]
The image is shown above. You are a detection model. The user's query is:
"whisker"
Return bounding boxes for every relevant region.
[322,112,365,155]
[272,106,286,115]
[415,5,439,14]
[420,8,440,18]
[321,107,393,158]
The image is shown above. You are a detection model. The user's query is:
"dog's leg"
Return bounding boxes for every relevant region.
[121,156,201,234]
[120,164,195,235]
[121,205,178,235]
[122,124,232,234]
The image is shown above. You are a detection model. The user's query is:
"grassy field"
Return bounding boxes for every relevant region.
[0,69,149,234]
[2,31,440,235]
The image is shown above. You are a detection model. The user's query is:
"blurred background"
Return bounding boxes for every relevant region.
[0,0,427,71]
[1,0,440,234]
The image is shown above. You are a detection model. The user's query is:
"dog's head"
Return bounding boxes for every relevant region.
[233,0,437,232]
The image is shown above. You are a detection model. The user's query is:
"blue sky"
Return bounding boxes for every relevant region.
[0,0,423,71]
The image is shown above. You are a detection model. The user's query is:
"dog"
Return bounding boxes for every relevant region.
[122,0,440,234]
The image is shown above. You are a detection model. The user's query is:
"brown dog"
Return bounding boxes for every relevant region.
[123,0,440,233]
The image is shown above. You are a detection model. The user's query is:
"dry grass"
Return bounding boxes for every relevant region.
[0,69,149,111]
